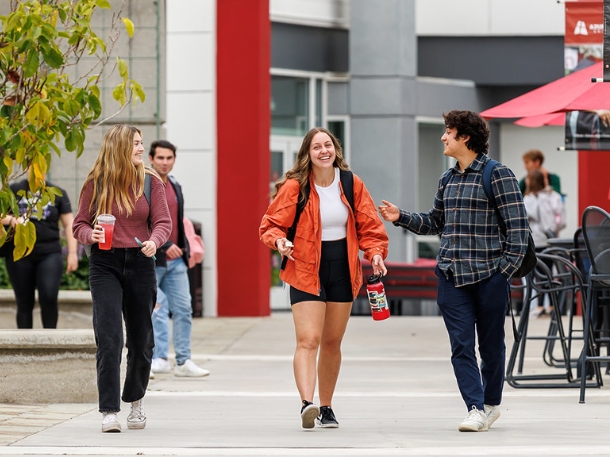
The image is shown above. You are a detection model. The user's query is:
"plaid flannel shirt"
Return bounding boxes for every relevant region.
[394,154,529,287]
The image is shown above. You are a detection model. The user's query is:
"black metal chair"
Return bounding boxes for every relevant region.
[506,253,589,388]
[537,247,584,369]
[579,206,610,403]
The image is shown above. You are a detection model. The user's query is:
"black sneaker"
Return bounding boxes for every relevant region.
[316,406,339,428]
[300,401,319,429]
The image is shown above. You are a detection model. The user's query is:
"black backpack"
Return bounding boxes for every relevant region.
[280,169,354,270]
[441,159,536,279]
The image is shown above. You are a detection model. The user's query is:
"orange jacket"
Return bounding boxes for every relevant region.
[259,171,389,299]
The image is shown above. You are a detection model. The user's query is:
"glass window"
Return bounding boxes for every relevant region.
[328,120,345,149]
[271,76,309,136]
[315,79,322,127]
[270,150,283,184]
[416,121,448,260]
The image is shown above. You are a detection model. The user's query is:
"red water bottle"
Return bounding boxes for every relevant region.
[367,274,390,321]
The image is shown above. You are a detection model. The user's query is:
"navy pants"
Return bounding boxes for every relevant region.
[6,250,63,328]
[435,266,509,411]
[89,245,156,413]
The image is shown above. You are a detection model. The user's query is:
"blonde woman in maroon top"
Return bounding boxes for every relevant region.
[73,124,171,433]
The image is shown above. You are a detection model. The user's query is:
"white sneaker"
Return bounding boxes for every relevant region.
[101,412,121,433]
[484,404,500,430]
[458,406,487,432]
[127,399,146,430]
[151,358,171,373]
[174,359,210,377]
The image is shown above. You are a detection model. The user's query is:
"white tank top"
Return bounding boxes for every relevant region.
[315,168,349,241]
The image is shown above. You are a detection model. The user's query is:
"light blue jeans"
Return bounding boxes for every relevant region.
[152,258,193,365]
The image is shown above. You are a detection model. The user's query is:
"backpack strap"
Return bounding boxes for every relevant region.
[280,169,354,270]
[280,182,310,271]
[339,169,355,213]
[482,159,499,203]
[144,173,152,205]
[482,159,507,234]
[143,172,152,231]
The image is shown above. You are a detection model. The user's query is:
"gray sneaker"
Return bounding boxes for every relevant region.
[101,412,121,433]
[127,399,146,430]
[458,406,487,432]
[484,404,500,430]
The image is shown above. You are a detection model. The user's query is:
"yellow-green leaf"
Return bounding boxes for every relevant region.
[112,83,126,105]
[48,186,63,197]
[96,0,112,9]
[0,226,7,249]
[65,130,76,152]
[117,58,128,79]
[3,156,13,173]
[13,220,36,260]
[131,81,146,103]
[25,101,50,128]
[88,93,102,118]
[90,85,100,99]
[122,17,134,38]
[23,49,39,78]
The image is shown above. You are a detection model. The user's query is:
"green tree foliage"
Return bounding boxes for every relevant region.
[0,0,145,260]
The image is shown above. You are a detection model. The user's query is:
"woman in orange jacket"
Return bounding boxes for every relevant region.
[260,127,389,429]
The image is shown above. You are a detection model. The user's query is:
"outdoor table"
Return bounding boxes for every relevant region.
[547,237,574,250]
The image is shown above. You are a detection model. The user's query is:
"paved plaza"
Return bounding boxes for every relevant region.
[1,312,609,456]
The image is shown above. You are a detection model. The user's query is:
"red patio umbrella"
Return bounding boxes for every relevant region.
[480,62,605,119]
[480,61,610,224]
[514,112,565,128]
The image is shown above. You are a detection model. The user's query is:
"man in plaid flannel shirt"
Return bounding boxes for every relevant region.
[379,110,529,433]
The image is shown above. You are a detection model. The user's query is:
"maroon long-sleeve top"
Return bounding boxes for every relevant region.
[73,175,171,249]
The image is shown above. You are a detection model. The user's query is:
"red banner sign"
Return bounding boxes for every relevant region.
[564,1,607,151]
[565,1,604,46]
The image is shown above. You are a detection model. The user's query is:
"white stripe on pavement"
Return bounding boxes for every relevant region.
[190,354,549,363]
[2,446,610,456]
[145,390,610,398]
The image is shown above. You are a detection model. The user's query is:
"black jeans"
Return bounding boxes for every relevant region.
[5,250,63,328]
[89,245,156,413]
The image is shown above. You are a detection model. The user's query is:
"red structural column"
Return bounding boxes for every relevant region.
[216,0,270,316]
[578,151,610,217]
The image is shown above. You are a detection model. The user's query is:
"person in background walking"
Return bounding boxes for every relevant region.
[1,173,78,329]
[379,110,529,432]
[148,139,209,377]
[518,149,562,195]
[523,168,566,318]
[73,124,171,433]
[260,127,388,429]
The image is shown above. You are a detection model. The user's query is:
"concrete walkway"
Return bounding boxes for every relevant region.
[1,312,610,456]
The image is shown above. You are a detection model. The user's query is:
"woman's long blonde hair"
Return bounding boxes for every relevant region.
[83,124,151,221]
[271,127,349,203]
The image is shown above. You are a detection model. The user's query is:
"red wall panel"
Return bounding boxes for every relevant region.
[217,0,270,316]
[578,151,610,220]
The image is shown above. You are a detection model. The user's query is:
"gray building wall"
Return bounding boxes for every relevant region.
[347,0,417,262]
[48,0,164,209]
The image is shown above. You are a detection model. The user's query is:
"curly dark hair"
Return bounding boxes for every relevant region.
[443,110,490,155]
